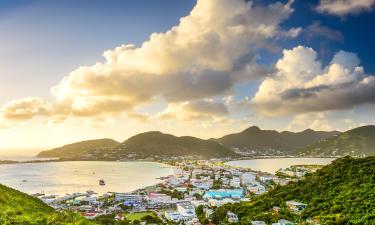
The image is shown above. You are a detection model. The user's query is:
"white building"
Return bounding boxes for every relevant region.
[272,219,294,225]
[176,202,196,220]
[164,211,182,222]
[146,193,171,205]
[227,211,239,223]
[251,221,267,225]
[286,200,307,212]
[115,193,143,203]
[241,173,256,184]
[230,177,241,188]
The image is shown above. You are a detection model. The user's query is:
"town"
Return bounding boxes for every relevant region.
[33,159,315,225]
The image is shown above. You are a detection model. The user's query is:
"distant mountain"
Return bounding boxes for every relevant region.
[37,132,238,160]
[37,139,120,158]
[114,131,238,159]
[213,126,339,156]
[297,125,375,157]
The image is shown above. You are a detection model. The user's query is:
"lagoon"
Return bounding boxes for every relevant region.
[0,161,173,195]
[225,157,335,173]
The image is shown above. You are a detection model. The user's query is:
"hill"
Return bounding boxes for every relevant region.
[213,126,339,156]
[0,184,92,224]
[115,131,238,159]
[211,156,375,224]
[37,139,120,159]
[297,125,375,157]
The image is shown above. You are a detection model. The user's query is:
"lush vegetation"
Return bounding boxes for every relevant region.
[214,126,338,154]
[116,131,238,159]
[0,184,94,224]
[211,156,375,224]
[38,139,120,158]
[0,184,164,224]
[297,125,375,157]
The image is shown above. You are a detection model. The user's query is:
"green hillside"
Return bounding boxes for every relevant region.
[214,126,339,155]
[297,125,375,157]
[116,131,238,159]
[211,156,375,224]
[0,184,92,224]
[37,138,120,158]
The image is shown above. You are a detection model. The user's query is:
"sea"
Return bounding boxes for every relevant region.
[0,149,335,196]
[225,157,335,173]
[0,161,174,195]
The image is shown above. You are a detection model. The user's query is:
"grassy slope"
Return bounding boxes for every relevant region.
[211,156,375,225]
[298,126,375,157]
[0,184,96,224]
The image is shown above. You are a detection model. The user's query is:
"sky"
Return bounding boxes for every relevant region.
[0,0,375,149]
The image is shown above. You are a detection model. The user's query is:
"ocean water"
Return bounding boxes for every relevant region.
[225,157,335,174]
[0,161,173,195]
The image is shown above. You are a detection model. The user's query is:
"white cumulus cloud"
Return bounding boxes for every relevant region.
[252,46,375,116]
[317,0,375,16]
[1,0,298,122]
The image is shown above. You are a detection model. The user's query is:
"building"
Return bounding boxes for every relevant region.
[176,202,196,220]
[286,200,307,212]
[203,189,244,200]
[230,177,241,188]
[272,219,294,225]
[227,211,239,223]
[251,221,267,225]
[241,173,256,184]
[115,193,143,206]
[164,211,182,222]
[146,193,171,205]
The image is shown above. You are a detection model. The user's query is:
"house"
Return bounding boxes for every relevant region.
[164,211,182,222]
[205,208,213,219]
[146,193,171,205]
[251,221,267,225]
[286,200,307,212]
[241,173,256,184]
[176,202,197,220]
[226,211,239,223]
[230,177,241,188]
[115,193,143,206]
[272,219,294,225]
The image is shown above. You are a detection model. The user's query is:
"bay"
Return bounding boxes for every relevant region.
[0,161,173,195]
[225,157,335,173]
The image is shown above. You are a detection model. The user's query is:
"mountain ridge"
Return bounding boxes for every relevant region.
[296,125,375,157]
[36,125,375,159]
[212,126,340,156]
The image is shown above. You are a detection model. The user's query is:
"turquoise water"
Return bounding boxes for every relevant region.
[225,158,335,173]
[203,189,244,199]
[0,161,173,195]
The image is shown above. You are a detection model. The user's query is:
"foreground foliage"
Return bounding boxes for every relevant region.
[211,156,375,224]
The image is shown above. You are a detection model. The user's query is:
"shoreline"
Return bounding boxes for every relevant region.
[0,155,339,165]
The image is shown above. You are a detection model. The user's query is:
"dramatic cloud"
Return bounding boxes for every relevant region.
[0,0,298,123]
[157,100,229,121]
[1,97,50,120]
[317,0,375,16]
[252,46,375,116]
[287,112,333,131]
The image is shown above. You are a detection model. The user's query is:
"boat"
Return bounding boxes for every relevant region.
[99,179,105,186]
